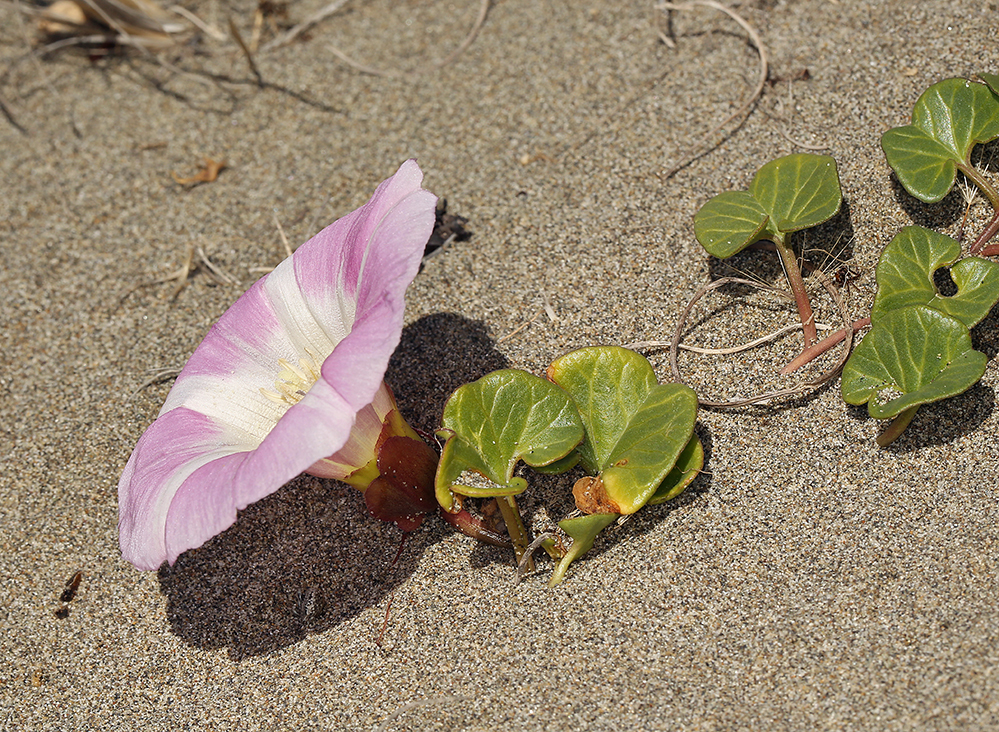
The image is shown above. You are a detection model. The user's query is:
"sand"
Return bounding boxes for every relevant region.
[2,0,999,729]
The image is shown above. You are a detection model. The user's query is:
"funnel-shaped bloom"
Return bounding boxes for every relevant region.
[119,161,437,570]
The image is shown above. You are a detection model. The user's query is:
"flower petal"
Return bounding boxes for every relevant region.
[306,381,394,480]
[118,161,436,569]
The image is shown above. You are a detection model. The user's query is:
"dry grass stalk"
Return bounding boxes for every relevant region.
[130,364,182,395]
[657,0,769,180]
[287,0,492,78]
[666,271,853,408]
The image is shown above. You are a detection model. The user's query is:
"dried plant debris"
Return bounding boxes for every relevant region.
[118,242,236,308]
[54,570,83,619]
[155,242,236,298]
[172,157,226,187]
[423,198,472,260]
[251,0,289,51]
[767,68,811,86]
[131,364,182,395]
[30,668,49,686]
[32,0,191,51]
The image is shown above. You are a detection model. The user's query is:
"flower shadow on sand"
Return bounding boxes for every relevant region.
[158,314,508,659]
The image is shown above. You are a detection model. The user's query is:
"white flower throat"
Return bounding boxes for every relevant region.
[260,347,323,406]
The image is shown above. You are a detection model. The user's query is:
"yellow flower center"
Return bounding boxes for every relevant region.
[260,347,323,406]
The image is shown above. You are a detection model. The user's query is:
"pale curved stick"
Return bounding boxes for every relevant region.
[667,272,852,408]
[263,0,491,80]
[658,0,769,179]
[626,321,832,356]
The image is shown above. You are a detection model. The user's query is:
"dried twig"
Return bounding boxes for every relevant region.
[167,3,223,39]
[497,310,543,343]
[247,215,298,275]
[17,0,192,52]
[195,246,236,285]
[626,320,831,356]
[259,0,350,52]
[130,364,182,395]
[271,0,491,78]
[657,0,768,179]
[667,272,852,408]
[120,241,235,304]
[541,294,558,323]
[0,91,26,134]
[514,533,555,583]
[166,242,195,300]
[227,16,263,86]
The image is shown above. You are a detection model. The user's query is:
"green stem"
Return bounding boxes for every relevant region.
[959,161,999,210]
[959,162,999,254]
[496,495,534,572]
[549,514,618,587]
[876,406,919,447]
[772,234,818,346]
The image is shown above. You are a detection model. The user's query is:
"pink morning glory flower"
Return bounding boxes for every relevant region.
[119,160,442,570]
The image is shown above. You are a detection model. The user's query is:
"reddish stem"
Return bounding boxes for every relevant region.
[781,317,871,374]
[972,209,999,255]
[438,506,511,548]
[773,235,818,346]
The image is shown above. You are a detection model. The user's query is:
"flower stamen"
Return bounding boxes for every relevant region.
[260,347,324,406]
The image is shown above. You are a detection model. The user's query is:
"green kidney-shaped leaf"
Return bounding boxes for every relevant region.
[841,305,987,419]
[647,435,704,506]
[693,154,842,258]
[881,77,999,203]
[748,153,843,234]
[546,346,698,516]
[871,226,999,327]
[982,73,999,96]
[880,127,960,203]
[435,369,584,511]
[693,190,769,258]
[529,450,581,475]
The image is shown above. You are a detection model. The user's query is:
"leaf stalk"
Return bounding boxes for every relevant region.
[772,234,818,345]
[496,495,534,573]
[781,317,871,374]
[960,162,999,254]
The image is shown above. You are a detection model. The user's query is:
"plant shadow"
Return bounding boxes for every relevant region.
[159,312,508,659]
[798,198,858,271]
[843,303,999,445]
[387,312,511,434]
[159,475,410,660]
[885,382,995,452]
[890,173,964,231]
[706,198,858,286]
